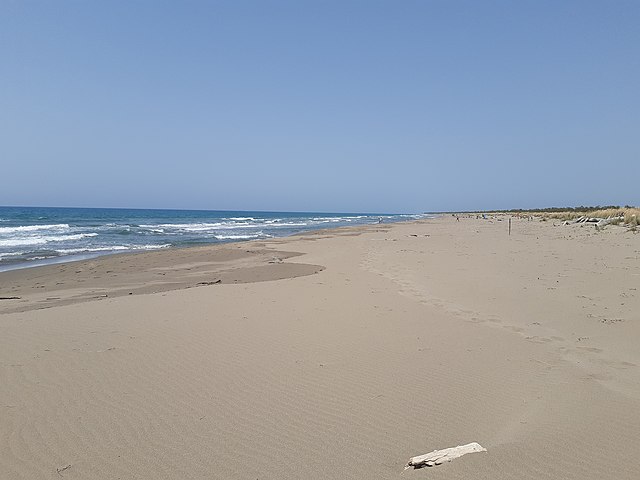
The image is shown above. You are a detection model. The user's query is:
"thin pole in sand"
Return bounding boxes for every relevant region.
[509,217,511,236]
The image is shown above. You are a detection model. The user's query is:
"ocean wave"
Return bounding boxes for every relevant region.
[0,233,98,247]
[0,223,70,234]
[136,244,171,250]
[0,251,23,259]
[265,222,310,227]
[55,244,170,255]
[311,216,366,222]
[139,222,264,232]
[55,246,130,254]
[139,222,223,230]
[183,223,257,231]
[213,233,271,240]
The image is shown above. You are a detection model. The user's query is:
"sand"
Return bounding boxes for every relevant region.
[1,216,639,479]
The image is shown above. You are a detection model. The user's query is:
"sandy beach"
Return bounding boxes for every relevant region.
[1,215,639,479]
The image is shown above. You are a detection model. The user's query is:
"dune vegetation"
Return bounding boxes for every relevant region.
[487,206,639,229]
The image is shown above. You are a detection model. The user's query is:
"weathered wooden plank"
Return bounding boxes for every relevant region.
[404,442,486,469]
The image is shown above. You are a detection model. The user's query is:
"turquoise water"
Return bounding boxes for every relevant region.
[0,206,427,271]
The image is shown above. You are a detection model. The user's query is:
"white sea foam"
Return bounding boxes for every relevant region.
[213,233,271,240]
[0,233,98,247]
[132,244,171,250]
[0,251,23,260]
[266,222,309,227]
[55,244,170,254]
[140,223,223,230]
[0,223,70,234]
[312,216,363,222]
[55,246,129,254]
[139,222,264,232]
[191,223,257,230]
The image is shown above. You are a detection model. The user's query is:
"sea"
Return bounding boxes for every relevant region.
[0,206,428,272]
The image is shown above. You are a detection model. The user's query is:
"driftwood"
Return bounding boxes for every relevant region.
[596,216,623,229]
[573,216,600,224]
[405,442,486,469]
[565,216,600,225]
[566,215,625,229]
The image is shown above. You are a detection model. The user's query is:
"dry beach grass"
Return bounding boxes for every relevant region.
[526,207,639,226]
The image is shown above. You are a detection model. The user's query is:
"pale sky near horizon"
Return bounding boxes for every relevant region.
[1,1,638,213]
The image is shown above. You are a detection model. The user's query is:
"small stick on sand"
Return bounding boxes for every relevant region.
[56,464,72,476]
[404,442,486,469]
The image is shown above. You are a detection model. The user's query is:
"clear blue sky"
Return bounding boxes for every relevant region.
[1,1,638,213]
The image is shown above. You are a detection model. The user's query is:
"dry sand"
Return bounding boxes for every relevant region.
[1,216,639,479]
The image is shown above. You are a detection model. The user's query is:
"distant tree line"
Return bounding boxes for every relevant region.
[431,205,636,214]
[488,205,633,213]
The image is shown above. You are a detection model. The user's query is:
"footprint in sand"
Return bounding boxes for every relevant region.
[576,346,603,353]
[504,325,525,333]
[601,318,624,325]
[525,336,553,344]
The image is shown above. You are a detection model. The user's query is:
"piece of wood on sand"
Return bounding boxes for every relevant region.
[404,442,486,470]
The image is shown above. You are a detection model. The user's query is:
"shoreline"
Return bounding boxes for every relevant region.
[0,218,391,274]
[0,250,121,274]
[1,215,639,479]
[0,214,428,274]
[0,221,395,314]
